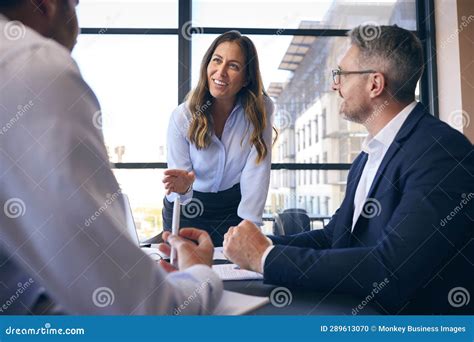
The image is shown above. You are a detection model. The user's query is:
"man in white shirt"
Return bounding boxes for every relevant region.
[223,25,473,314]
[0,0,222,314]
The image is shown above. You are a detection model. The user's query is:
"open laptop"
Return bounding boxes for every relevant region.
[122,194,167,262]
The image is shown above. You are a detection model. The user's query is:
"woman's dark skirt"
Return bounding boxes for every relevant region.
[162,183,242,246]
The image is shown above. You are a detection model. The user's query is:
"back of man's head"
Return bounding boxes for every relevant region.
[349,25,424,103]
[0,0,79,51]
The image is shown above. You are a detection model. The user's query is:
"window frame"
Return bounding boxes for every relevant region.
[79,0,437,177]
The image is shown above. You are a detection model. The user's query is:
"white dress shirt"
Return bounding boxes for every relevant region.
[260,101,418,272]
[166,97,274,226]
[351,101,417,230]
[0,15,222,315]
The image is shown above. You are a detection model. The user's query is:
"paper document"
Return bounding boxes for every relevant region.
[213,290,269,315]
[213,247,227,260]
[149,246,228,261]
[212,264,263,281]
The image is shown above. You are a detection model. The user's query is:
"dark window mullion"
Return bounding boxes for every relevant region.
[194,27,350,36]
[178,0,192,103]
[416,0,439,117]
[112,163,352,170]
[80,28,178,35]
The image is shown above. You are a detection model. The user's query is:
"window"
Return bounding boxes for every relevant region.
[321,108,327,138]
[315,155,319,184]
[323,152,328,184]
[75,0,431,238]
[308,122,312,146]
[315,116,319,143]
[302,127,306,149]
[322,196,330,216]
[73,35,178,164]
[304,160,307,184]
[77,0,178,28]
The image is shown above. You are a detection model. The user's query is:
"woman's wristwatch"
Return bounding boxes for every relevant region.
[179,184,193,195]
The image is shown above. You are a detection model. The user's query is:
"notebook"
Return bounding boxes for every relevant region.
[212,264,264,281]
[213,290,269,315]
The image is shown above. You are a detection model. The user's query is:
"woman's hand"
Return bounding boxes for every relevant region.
[163,169,195,195]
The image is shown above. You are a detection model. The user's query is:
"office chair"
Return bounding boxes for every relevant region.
[272,208,311,236]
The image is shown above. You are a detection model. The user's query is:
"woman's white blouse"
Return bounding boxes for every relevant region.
[166,96,274,226]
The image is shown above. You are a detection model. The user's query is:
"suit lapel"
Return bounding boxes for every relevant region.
[332,152,368,248]
[366,103,426,199]
[365,141,400,199]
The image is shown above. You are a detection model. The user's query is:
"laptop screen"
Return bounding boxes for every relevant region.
[122,193,140,246]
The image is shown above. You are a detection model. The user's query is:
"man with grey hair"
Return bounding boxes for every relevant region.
[224,25,473,314]
[0,0,222,314]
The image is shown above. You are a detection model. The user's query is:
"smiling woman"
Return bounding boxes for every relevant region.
[162,31,275,246]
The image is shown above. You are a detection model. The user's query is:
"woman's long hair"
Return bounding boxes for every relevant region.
[187,31,270,164]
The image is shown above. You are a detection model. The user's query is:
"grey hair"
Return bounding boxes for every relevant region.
[349,25,424,102]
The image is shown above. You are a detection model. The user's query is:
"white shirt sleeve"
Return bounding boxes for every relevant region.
[0,40,222,315]
[238,97,274,226]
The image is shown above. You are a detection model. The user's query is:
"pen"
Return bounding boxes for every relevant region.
[170,198,180,268]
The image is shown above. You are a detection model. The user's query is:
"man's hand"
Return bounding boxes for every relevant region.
[163,169,195,195]
[223,220,271,273]
[157,228,213,272]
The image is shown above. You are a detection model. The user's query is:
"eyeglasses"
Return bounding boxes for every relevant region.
[331,67,377,85]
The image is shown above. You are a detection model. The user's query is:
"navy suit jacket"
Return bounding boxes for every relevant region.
[265,103,474,314]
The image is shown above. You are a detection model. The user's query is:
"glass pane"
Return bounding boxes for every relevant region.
[192,35,367,163]
[262,169,348,234]
[77,0,178,28]
[113,169,165,241]
[114,169,346,238]
[73,35,178,163]
[192,0,416,30]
